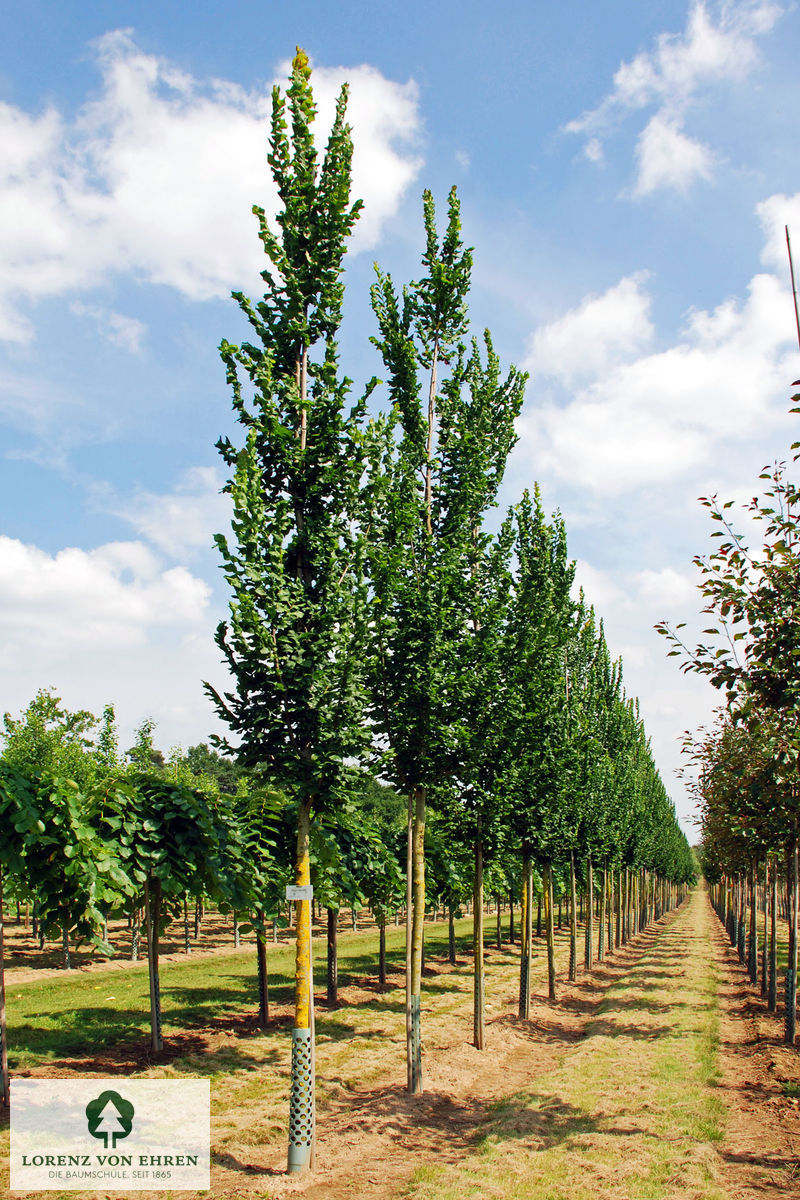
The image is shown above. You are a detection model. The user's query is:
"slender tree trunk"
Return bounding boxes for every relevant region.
[0,867,8,1105]
[288,794,314,1173]
[748,862,757,985]
[761,860,768,999]
[257,911,269,1028]
[598,865,607,962]
[131,904,140,962]
[544,862,556,1001]
[786,837,799,1047]
[509,892,514,944]
[569,851,578,982]
[145,873,163,1054]
[326,907,338,1008]
[496,895,502,949]
[379,917,387,987]
[607,870,614,954]
[473,835,485,1049]
[448,905,456,965]
[769,861,778,1013]
[519,852,532,1018]
[584,858,593,969]
[615,870,622,947]
[62,923,70,970]
[184,896,191,954]
[408,785,426,1094]
[405,793,414,1091]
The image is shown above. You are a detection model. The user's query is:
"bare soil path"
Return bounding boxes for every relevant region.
[711,900,800,1198]
[260,888,800,1200]
[255,892,715,1200]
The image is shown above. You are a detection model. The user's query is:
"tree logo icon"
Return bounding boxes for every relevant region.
[85,1090,135,1149]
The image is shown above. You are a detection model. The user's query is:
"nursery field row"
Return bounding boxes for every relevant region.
[4,889,800,1198]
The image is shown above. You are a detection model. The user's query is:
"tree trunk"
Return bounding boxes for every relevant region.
[598,865,607,962]
[569,851,578,982]
[379,918,387,987]
[448,905,456,965]
[62,923,70,970]
[473,835,485,1049]
[144,873,163,1054]
[544,862,556,1001]
[405,793,414,1091]
[519,851,532,1018]
[748,862,757,985]
[607,869,614,954]
[184,896,191,954]
[407,785,426,1094]
[584,858,593,969]
[326,907,338,1008]
[496,895,502,949]
[257,912,269,1028]
[0,867,8,1105]
[761,860,768,999]
[288,794,314,1173]
[509,892,514,944]
[131,904,140,962]
[769,860,777,1013]
[785,838,798,1047]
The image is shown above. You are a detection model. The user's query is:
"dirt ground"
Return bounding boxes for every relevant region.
[240,892,800,1200]
[710,910,800,1198]
[5,891,800,1199]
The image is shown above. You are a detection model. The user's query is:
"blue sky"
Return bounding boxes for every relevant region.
[2,1,798,831]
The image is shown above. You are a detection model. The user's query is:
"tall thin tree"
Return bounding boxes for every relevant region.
[208,50,373,1172]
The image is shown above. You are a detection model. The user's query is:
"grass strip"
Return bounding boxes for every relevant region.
[404,889,727,1200]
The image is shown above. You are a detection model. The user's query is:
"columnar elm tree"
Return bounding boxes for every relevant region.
[368,189,524,1089]
[208,52,373,1170]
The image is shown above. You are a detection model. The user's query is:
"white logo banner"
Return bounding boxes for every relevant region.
[10,1079,210,1191]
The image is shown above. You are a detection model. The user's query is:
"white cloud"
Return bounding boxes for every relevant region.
[111,466,231,558]
[565,556,719,830]
[0,30,423,340]
[583,138,604,165]
[0,532,233,760]
[572,559,625,611]
[0,536,209,655]
[756,190,800,275]
[525,273,653,383]
[518,261,795,494]
[635,566,698,608]
[70,301,146,352]
[633,114,715,196]
[565,1,782,195]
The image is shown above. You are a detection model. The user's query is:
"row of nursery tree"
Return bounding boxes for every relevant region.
[658,378,800,1045]
[0,50,693,1172]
